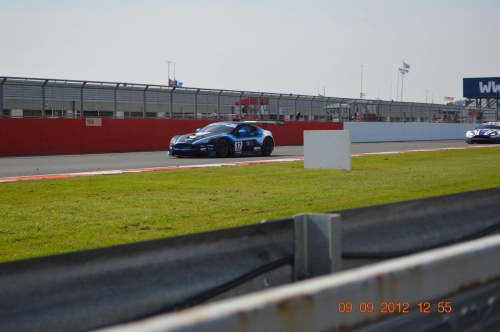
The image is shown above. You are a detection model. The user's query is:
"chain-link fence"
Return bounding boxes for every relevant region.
[1,77,499,123]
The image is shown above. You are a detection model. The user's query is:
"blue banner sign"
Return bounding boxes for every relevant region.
[463,77,500,98]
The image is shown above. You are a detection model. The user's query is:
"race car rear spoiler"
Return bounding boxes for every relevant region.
[238,120,285,125]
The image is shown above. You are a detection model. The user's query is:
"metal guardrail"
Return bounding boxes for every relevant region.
[0,187,499,331]
[100,234,500,332]
[332,186,500,269]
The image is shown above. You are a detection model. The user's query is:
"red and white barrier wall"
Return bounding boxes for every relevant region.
[0,118,343,156]
[1,118,475,156]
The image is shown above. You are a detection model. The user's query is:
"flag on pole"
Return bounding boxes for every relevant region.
[169,79,183,87]
[444,96,454,101]
[360,93,366,98]
[399,68,409,74]
[403,62,410,69]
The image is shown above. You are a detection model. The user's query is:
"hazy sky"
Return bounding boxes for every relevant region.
[1,0,499,103]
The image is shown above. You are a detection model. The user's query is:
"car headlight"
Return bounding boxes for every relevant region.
[489,132,498,136]
[466,131,474,138]
[170,136,180,146]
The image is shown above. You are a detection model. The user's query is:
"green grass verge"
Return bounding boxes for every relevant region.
[1,147,499,262]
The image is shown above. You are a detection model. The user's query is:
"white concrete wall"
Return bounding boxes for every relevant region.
[343,122,473,143]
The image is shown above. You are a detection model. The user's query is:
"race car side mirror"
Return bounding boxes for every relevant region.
[238,129,246,136]
[196,128,201,132]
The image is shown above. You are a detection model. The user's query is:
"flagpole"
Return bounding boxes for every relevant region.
[166,58,172,84]
[396,69,400,101]
[360,64,363,98]
[401,71,405,102]
[400,61,410,102]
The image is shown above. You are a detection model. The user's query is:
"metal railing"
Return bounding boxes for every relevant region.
[1,76,499,123]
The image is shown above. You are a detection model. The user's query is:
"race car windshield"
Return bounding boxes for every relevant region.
[198,124,235,134]
[478,124,500,130]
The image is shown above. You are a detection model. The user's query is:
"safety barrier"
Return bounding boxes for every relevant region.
[1,187,499,331]
[102,234,500,332]
[1,76,361,120]
[0,118,343,156]
[345,122,474,142]
[5,76,494,123]
[1,116,483,157]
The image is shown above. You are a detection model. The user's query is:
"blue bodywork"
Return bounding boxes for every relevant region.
[168,122,274,157]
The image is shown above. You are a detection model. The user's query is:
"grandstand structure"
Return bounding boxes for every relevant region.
[1,76,498,123]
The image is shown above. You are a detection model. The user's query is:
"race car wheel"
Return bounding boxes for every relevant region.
[261,137,274,156]
[466,140,473,144]
[216,139,230,158]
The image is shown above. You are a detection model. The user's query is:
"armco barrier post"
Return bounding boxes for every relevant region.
[304,130,351,170]
[294,213,342,281]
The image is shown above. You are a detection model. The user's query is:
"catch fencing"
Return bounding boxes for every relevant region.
[1,76,499,123]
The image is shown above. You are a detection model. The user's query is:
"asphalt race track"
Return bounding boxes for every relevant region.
[0,140,475,178]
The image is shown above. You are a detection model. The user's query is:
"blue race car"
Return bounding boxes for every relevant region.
[466,122,500,144]
[168,121,275,157]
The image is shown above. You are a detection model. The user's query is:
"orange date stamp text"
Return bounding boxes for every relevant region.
[338,301,452,314]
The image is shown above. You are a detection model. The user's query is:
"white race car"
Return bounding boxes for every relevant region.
[466,122,500,144]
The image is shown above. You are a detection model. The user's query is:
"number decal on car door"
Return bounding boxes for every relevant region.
[234,141,243,152]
